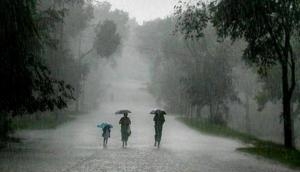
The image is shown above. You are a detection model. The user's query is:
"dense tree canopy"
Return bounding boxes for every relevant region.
[136,18,237,125]
[94,20,121,58]
[175,0,300,148]
[0,0,73,115]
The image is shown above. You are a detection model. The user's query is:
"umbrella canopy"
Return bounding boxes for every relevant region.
[150,109,166,115]
[97,122,113,129]
[115,109,131,115]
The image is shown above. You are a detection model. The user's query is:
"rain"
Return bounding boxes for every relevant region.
[0,0,300,171]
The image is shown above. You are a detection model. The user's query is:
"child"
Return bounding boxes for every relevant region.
[102,125,111,147]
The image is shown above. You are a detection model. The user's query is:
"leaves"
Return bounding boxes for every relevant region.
[0,0,74,115]
[175,2,209,39]
[176,0,300,107]
[94,20,121,58]
[137,18,237,123]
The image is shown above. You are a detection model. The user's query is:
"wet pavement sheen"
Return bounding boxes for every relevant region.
[0,80,298,172]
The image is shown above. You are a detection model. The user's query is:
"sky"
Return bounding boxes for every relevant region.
[100,0,177,24]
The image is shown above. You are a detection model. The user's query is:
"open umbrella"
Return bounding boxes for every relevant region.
[115,109,131,115]
[97,122,113,129]
[150,109,166,115]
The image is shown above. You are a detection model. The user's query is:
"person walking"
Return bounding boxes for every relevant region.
[97,122,113,148]
[153,111,165,148]
[102,125,111,147]
[119,113,131,148]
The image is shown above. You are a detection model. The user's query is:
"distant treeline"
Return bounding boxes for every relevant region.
[0,0,129,140]
[135,0,300,149]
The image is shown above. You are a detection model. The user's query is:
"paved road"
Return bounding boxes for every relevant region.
[0,80,298,172]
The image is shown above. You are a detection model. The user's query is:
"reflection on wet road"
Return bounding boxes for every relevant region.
[0,80,297,172]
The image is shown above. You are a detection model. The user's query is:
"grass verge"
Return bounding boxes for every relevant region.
[178,117,300,168]
[11,111,76,130]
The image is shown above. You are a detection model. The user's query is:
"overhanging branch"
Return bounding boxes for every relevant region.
[79,47,94,61]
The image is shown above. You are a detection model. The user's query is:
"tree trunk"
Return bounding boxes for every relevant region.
[282,63,294,149]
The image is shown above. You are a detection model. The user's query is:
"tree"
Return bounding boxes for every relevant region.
[94,20,121,58]
[175,0,300,149]
[0,0,73,138]
[71,3,127,111]
[234,65,257,133]
[93,1,129,39]
[46,1,94,112]
[136,18,237,124]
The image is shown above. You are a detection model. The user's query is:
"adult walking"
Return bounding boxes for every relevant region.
[151,109,166,148]
[116,110,131,148]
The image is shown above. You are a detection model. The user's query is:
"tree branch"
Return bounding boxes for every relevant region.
[261,12,284,64]
[79,47,94,61]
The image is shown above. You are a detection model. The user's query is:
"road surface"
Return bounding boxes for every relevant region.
[0,79,298,172]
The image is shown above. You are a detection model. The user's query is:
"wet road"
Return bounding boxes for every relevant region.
[0,80,298,172]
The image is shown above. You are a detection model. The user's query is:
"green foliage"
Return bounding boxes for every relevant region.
[38,0,94,107]
[0,0,97,139]
[94,20,121,58]
[64,3,94,38]
[11,113,75,130]
[174,1,209,39]
[175,0,300,148]
[179,117,256,142]
[239,143,300,168]
[137,18,237,124]
[0,0,73,115]
[180,117,300,168]
[256,43,300,117]
[93,1,129,39]
[255,65,283,111]
[0,115,13,140]
[176,0,300,74]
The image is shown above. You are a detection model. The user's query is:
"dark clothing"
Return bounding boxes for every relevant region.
[154,124,163,142]
[102,126,111,138]
[153,114,165,142]
[119,116,131,141]
[154,113,165,125]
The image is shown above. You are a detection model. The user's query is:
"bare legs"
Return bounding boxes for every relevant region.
[154,140,160,148]
[122,141,128,148]
[103,138,108,147]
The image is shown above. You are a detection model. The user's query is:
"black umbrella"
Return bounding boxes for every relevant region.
[150,109,166,115]
[115,109,132,115]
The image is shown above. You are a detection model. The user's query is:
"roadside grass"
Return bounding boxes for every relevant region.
[11,111,77,130]
[178,117,300,168]
[0,111,80,149]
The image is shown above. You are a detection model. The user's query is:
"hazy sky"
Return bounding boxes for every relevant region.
[103,0,177,24]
